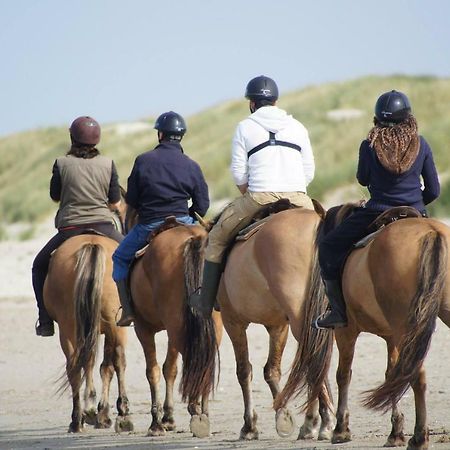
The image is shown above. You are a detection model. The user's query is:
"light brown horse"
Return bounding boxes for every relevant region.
[280,204,450,450]
[129,221,222,438]
[44,233,133,433]
[216,207,335,440]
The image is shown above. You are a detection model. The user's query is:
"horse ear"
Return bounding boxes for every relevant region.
[311,199,326,220]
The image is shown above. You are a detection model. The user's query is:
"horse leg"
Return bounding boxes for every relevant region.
[61,337,83,433]
[82,357,97,426]
[226,320,258,440]
[113,330,133,433]
[332,329,358,444]
[407,366,429,450]
[96,340,114,429]
[161,345,178,431]
[384,340,406,447]
[134,322,165,436]
[298,398,320,440]
[263,324,295,438]
[317,383,335,440]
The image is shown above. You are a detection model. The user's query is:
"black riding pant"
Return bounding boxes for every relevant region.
[318,207,381,280]
[32,223,124,321]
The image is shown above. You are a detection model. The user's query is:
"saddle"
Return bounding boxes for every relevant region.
[236,198,325,242]
[134,216,188,259]
[355,206,423,249]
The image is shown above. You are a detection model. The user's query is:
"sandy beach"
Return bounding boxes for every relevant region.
[1,222,450,450]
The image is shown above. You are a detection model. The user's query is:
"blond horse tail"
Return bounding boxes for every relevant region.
[180,236,219,403]
[274,220,334,411]
[363,230,447,412]
[62,243,105,393]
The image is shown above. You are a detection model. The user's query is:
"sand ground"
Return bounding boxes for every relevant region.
[1,225,450,450]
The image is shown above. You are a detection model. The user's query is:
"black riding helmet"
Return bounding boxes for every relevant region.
[245,75,279,102]
[375,90,411,125]
[154,111,187,140]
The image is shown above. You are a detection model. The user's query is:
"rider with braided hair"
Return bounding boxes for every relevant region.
[315,90,440,329]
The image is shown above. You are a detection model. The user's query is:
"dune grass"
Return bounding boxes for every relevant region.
[1,74,449,229]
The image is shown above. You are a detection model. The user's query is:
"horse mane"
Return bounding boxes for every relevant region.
[321,201,365,236]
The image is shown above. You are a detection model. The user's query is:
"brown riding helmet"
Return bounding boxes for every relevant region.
[69,116,101,145]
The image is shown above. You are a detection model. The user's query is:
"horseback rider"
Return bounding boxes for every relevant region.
[315,90,440,329]
[33,116,125,337]
[190,75,316,316]
[112,111,210,326]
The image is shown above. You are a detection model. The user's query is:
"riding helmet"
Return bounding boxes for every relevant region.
[69,116,101,145]
[245,75,279,102]
[375,90,411,124]
[154,111,187,137]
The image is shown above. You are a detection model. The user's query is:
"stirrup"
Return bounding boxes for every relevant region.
[115,307,134,327]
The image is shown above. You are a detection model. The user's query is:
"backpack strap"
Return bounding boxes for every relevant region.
[248,131,302,158]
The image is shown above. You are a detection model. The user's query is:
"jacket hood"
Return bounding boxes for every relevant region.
[248,106,293,133]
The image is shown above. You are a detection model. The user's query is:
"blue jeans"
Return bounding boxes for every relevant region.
[112,215,194,281]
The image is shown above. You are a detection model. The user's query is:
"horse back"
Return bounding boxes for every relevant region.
[44,234,119,327]
[221,208,321,325]
[343,218,449,335]
[130,224,207,331]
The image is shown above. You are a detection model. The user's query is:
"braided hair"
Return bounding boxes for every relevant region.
[367,115,419,174]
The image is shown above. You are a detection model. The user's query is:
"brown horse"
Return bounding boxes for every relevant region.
[129,221,222,438]
[216,207,335,440]
[280,204,450,450]
[44,233,133,433]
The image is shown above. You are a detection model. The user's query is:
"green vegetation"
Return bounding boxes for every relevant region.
[1,74,449,228]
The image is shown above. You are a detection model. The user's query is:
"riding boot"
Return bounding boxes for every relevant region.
[189,261,222,317]
[315,279,348,329]
[116,279,135,327]
[32,268,54,337]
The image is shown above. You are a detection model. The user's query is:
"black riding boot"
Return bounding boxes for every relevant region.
[189,261,222,317]
[116,279,135,327]
[315,279,348,329]
[32,267,54,337]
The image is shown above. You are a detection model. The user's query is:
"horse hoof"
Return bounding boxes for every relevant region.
[68,422,83,433]
[83,409,97,426]
[239,429,259,440]
[384,435,406,447]
[275,408,295,438]
[146,425,166,437]
[318,427,333,441]
[163,421,176,432]
[95,417,112,429]
[332,432,352,444]
[115,415,134,433]
[190,414,210,438]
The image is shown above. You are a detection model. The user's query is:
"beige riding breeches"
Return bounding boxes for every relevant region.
[205,191,314,263]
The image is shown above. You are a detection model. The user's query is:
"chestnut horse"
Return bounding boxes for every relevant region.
[216,207,335,440]
[279,204,450,450]
[44,233,133,433]
[129,221,222,438]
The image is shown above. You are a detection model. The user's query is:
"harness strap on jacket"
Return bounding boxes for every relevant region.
[247,131,302,158]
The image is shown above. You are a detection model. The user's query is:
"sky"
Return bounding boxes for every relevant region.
[1,0,450,137]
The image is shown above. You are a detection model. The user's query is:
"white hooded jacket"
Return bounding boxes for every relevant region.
[230,105,315,192]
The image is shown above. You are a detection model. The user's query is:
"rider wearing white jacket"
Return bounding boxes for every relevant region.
[190,76,316,316]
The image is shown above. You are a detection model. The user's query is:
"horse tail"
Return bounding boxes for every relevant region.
[180,236,219,403]
[363,230,447,412]
[274,220,334,411]
[61,243,105,393]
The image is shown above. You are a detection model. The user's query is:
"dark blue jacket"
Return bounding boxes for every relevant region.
[357,136,440,213]
[126,141,209,223]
